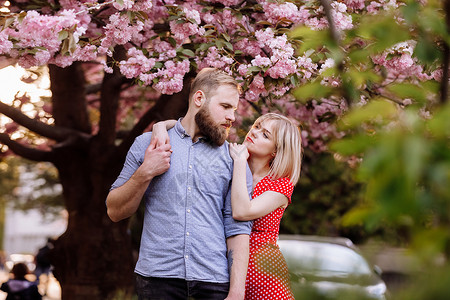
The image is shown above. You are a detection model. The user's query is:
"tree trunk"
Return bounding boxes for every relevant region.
[46,64,189,299]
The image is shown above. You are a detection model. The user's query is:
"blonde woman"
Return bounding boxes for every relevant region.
[151,113,302,299]
[229,113,302,300]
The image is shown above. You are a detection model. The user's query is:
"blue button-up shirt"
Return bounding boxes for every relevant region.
[111,120,253,283]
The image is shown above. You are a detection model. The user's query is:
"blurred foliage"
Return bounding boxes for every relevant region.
[0,156,20,248]
[289,0,450,299]
[280,149,370,243]
[0,157,64,220]
[332,103,450,259]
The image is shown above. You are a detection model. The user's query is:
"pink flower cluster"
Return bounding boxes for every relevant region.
[262,1,310,24]
[3,9,87,67]
[245,75,267,102]
[119,48,156,79]
[139,60,190,95]
[100,13,144,53]
[196,46,234,70]
[306,2,353,31]
[169,7,204,43]
[372,42,433,81]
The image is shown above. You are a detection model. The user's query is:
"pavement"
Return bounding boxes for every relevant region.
[0,270,61,300]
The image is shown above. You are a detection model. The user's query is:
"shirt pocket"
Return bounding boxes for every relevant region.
[199,163,231,198]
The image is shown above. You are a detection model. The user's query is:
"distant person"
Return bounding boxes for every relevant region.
[34,238,54,282]
[1,262,42,300]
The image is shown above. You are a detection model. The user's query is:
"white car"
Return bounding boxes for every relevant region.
[278,234,387,300]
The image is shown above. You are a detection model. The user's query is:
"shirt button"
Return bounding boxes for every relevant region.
[186,232,190,236]
[187,209,191,213]
[185,255,189,259]
[189,165,192,169]
[188,187,191,191]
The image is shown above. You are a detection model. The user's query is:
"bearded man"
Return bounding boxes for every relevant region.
[106,68,253,300]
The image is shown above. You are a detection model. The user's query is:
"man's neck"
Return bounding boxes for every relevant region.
[181,112,202,142]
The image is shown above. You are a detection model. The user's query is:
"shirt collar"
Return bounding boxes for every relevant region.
[174,118,210,142]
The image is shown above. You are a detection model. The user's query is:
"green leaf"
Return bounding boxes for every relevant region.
[181,49,195,57]
[330,135,374,156]
[247,66,261,73]
[358,15,410,52]
[387,83,427,103]
[168,37,177,47]
[413,36,442,66]
[58,30,69,41]
[224,41,233,51]
[338,99,397,129]
[292,81,333,102]
[401,1,420,25]
[427,104,450,138]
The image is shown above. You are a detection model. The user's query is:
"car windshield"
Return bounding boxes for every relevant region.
[279,240,372,276]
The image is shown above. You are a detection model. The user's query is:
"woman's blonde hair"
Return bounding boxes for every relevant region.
[254,113,303,185]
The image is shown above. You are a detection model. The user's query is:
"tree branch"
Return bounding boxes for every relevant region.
[320,0,352,107]
[97,46,127,147]
[0,133,54,162]
[0,101,80,142]
[117,74,192,158]
[441,0,450,104]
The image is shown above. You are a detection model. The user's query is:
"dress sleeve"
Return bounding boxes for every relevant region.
[269,177,294,204]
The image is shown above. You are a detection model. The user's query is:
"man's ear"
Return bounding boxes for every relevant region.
[193,90,205,107]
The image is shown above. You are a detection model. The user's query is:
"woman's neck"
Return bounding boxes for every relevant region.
[248,157,271,180]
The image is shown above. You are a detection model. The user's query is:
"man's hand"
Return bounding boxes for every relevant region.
[136,138,172,181]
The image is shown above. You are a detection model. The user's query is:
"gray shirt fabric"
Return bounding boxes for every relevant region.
[111,120,253,283]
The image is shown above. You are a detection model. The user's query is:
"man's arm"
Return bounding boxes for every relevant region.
[225,234,249,300]
[106,138,172,222]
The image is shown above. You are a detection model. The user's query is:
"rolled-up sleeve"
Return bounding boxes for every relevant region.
[223,163,253,238]
[110,133,151,190]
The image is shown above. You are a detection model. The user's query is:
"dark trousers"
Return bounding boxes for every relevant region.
[135,274,230,300]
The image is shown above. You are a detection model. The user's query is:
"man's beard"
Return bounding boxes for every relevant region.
[195,106,230,146]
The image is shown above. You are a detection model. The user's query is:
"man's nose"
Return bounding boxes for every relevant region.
[226,111,235,123]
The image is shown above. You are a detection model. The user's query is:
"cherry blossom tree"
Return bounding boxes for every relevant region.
[0,0,446,298]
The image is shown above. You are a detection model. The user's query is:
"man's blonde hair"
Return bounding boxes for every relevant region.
[255,113,303,185]
[189,68,241,101]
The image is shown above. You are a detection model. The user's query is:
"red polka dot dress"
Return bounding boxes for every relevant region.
[245,175,295,300]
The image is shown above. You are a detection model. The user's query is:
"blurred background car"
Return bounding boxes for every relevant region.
[278,234,387,300]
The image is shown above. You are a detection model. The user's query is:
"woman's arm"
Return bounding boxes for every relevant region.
[229,144,288,221]
[150,119,177,146]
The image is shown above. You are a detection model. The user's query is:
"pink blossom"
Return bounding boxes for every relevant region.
[102,13,144,48]
[154,73,184,95]
[209,0,241,6]
[101,61,114,74]
[73,45,97,61]
[251,55,271,67]
[0,31,13,54]
[245,75,267,102]
[267,59,296,79]
[153,40,174,53]
[34,50,52,66]
[255,28,275,45]
[262,2,309,24]
[51,54,75,68]
[237,64,249,76]
[119,48,156,78]
[343,0,366,11]
[113,0,135,11]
